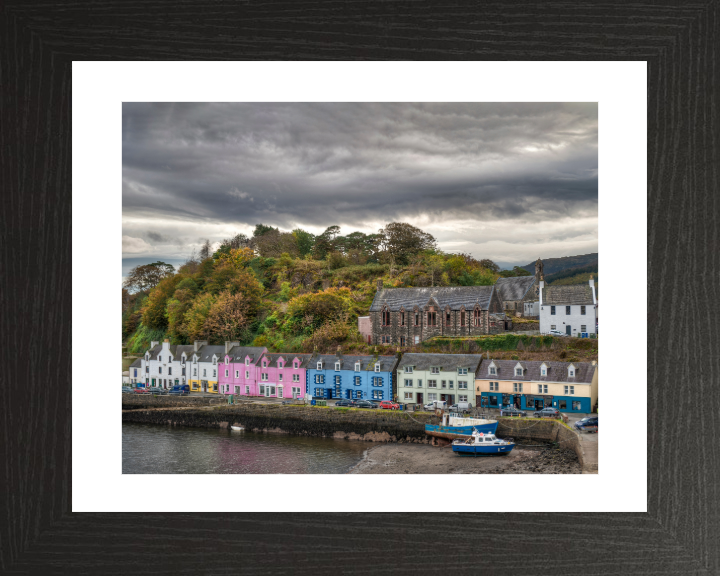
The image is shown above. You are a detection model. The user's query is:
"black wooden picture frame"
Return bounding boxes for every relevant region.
[1,2,717,574]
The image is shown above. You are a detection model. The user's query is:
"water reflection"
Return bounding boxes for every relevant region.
[122,423,368,474]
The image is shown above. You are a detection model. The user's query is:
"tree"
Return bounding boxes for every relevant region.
[253,223,277,237]
[291,228,315,257]
[312,225,341,260]
[253,230,300,258]
[377,222,437,265]
[426,254,445,286]
[204,291,254,343]
[123,261,175,293]
[215,247,255,270]
[213,233,250,260]
[140,274,182,330]
[199,239,213,260]
[183,293,217,341]
[478,259,500,273]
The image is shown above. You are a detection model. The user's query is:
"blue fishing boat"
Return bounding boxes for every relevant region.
[452,430,515,456]
[425,413,498,441]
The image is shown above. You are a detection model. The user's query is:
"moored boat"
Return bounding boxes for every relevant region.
[452,430,515,456]
[425,413,498,441]
[230,426,244,431]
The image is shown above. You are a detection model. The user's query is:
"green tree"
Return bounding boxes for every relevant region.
[183,293,217,341]
[123,261,175,293]
[141,274,182,330]
[291,228,315,257]
[377,222,437,265]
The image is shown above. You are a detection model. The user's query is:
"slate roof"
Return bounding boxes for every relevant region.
[541,284,594,305]
[223,346,267,364]
[477,359,596,384]
[397,353,484,372]
[261,353,315,369]
[494,276,536,303]
[369,286,496,312]
[173,345,196,359]
[130,357,142,368]
[191,345,226,363]
[145,344,162,360]
[312,354,398,372]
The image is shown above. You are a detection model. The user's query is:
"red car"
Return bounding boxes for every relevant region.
[379,400,399,410]
[133,387,150,394]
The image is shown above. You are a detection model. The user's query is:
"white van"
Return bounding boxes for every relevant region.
[451,402,473,412]
[424,400,447,411]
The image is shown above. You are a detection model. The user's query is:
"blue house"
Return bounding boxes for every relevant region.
[307,354,398,401]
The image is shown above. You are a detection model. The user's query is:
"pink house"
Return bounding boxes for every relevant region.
[218,344,267,396]
[254,353,314,399]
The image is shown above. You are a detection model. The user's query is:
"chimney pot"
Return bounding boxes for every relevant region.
[377,279,383,291]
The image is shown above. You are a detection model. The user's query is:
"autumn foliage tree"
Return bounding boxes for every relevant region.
[204,291,255,343]
[123,261,175,293]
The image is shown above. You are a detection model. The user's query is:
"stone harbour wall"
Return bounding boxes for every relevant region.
[497,417,583,467]
[122,395,227,409]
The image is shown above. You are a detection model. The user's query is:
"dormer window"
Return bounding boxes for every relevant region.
[431,367,439,374]
[169,357,173,363]
[515,368,522,376]
[335,362,341,371]
[263,361,267,368]
[294,362,299,369]
[458,368,467,375]
[213,357,217,365]
[317,362,323,370]
[375,363,380,373]
[245,358,250,366]
[181,357,185,365]
[225,357,229,365]
[540,363,548,377]
[569,368,575,377]
[404,366,413,373]
[158,356,161,362]
[355,363,361,372]
[489,366,496,376]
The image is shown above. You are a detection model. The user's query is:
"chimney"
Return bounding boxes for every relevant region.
[194,340,208,352]
[225,341,239,355]
[539,280,544,307]
[150,341,159,349]
[589,276,597,305]
[377,279,383,291]
[591,360,597,366]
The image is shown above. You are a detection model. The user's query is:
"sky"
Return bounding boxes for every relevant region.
[122,102,597,272]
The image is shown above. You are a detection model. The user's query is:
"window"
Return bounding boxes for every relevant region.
[169,357,173,363]
[317,362,323,370]
[315,375,325,384]
[458,381,468,389]
[261,373,268,381]
[559,400,567,409]
[489,396,498,407]
[428,311,436,326]
[400,336,406,346]
[355,362,361,372]
[245,359,250,366]
[354,376,361,386]
[446,312,451,324]
[212,370,216,378]
[550,325,556,331]
[334,375,341,385]
[581,325,587,332]
[382,309,391,326]
[566,306,571,315]
[415,313,419,326]
[551,306,556,315]
[431,367,439,374]
[372,390,384,400]
[417,379,423,387]
[335,362,341,371]
[515,368,522,376]
[259,385,265,395]
[569,368,575,377]
[225,369,229,377]
[404,366,413,373]
[460,311,465,326]
[489,382,498,391]
[158,356,161,362]
[279,374,283,382]
[245,371,249,378]
[225,357,229,365]
[292,387,300,397]
[404,379,413,387]
[458,368,468,375]
[372,377,383,387]
[159,367,162,374]
[441,380,447,389]
[404,391,413,400]
[428,393,437,401]
[473,309,480,326]
[375,363,380,372]
[294,362,299,369]
[572,401,582,411]
[381,335,390,344]
[146,366,149,373]
[448,381,454,389]
[541,367,547,376]
[235,370,239,378]
[513,383,523,393]
[538,384,548,394]
[400,311,405,326]
[489,366,496,375]
[459,395,468,402]
[564,385,575,395]
[168,367,172,375]
[181,357,185,365]
[134,369,137,377]
[262,361,267,368]
[245,385,250,395]
[193,368,197,376]
[356,390,363,399]
[581,305,586,315]
[315,388,323,397]
[293,374,300,382]
[213,358,217,365]
[428,380,437,388]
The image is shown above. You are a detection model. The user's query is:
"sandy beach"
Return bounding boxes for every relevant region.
[349,442,581,474]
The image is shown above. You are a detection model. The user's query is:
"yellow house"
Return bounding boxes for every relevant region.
[475,359,597,413]
[188,342,224,393]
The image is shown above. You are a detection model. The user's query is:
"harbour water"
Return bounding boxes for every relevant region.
[122,422,368,474]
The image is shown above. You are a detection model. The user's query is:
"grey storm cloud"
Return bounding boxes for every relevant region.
[122,102,597,264]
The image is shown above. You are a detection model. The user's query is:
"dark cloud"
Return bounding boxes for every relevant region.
[122,103,597,264]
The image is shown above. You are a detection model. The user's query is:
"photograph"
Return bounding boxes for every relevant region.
[121,102,599,475]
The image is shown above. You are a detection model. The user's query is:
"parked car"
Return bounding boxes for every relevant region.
[379,400,400,410]
[282,399,297,405]
[334,399,356,407]
[147,386,167,395]
[121,386,134,394]
[575,417,598,432]
[168,384,190,395]
[449,402,473,413]
[500,406,526,417]
[354,400,378,409]
[133,387,150,394]
[533,407,561,418]
[547,330,567,337]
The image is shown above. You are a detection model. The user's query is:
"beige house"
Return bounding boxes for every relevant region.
[475,359,598,414]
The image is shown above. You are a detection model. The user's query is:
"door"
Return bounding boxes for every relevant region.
[514,396,521,409]
[277,386,283,398]
[565,325,571,335]
[417,393,423,405]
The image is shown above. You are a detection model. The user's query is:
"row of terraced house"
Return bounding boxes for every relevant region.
[128,341,598,413]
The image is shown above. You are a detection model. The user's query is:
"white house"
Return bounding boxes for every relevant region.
[141,340,195,389]
[539,277,597,336]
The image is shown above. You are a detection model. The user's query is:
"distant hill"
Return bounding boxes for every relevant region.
[520,253,598,276]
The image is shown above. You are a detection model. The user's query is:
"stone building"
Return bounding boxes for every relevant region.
[368,280,504,346]
[539,276,597,336]
[493,258,543,317]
